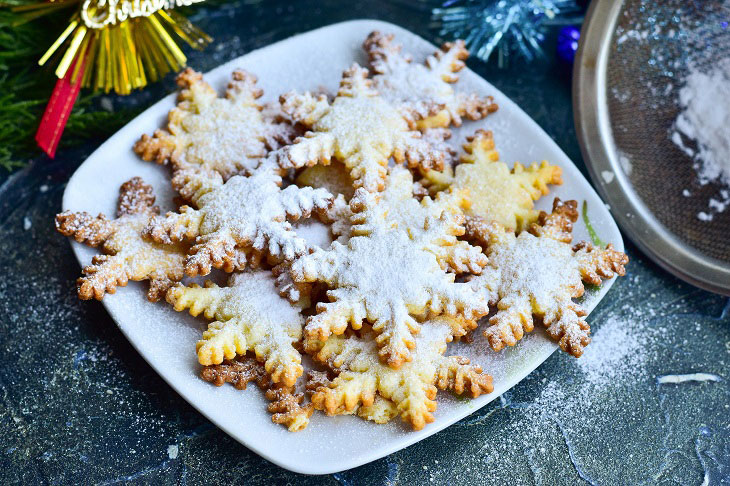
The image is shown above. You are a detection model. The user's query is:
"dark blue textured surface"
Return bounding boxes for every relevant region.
[1,1,728,484]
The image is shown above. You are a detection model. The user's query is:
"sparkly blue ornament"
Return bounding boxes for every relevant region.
[557,25,581,63]
[432,0,583,67]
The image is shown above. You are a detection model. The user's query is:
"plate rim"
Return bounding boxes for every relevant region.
[573,0,730,296]
[62,18,625,475]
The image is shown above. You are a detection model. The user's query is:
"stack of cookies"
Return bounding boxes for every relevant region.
[56,32,627,432]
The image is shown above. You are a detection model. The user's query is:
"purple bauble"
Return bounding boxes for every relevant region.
[557,25,581,64]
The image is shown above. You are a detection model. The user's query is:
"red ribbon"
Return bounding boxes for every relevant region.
[35,58,85,159]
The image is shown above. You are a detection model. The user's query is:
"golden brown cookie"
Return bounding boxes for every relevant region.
[55,177,186,302]
[134,68,295,179]
[422,129,563,232]
[363,31,498,129]
[201,355,313,431]
[307,319,493,430]
[276,64,446,192]
[167,269,304,386]
[467,198,628,357]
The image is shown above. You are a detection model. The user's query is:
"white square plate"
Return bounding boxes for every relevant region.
[62,20,624,475]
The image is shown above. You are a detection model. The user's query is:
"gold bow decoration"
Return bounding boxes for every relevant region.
[16,0,210,95]
[10,0,211,157]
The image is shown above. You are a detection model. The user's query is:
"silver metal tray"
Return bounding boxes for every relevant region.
[573,0,730,295]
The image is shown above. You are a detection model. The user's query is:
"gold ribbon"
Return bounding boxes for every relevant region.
[28,0,210,94]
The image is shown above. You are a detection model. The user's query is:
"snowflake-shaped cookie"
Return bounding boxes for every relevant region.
[201,355,313,431]
[134,68,295,179]
[56,177,186,302]
[276,64,446,192]
[145,161,333,276]
[293,131,456,202]
[468,198,628,357]
[289,182,488,368]
[306,370,400,424]
[308,319,493,430]
[168,269,304,387]
[424,130,563,232]
[349,166,487,274]
[363,31,499,129]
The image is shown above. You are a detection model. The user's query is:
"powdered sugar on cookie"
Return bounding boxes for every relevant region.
[277,64,446,192]
[145,161,333,276]
[168,269,305,387]
[351,166,487,274]
[364,31,498,129]
[290,182,488,369]
[134,68,295,179]
[468,199,628,357]
[56,177,186,302]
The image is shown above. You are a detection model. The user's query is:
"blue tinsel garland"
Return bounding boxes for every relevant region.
[432,0,583,66]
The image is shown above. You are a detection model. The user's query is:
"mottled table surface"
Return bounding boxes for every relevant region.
[1,1,728,484]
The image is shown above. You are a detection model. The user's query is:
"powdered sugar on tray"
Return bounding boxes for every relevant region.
[671,60,730,221]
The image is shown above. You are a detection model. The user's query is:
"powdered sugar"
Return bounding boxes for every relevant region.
[472,228,588,354]
[279,65,442,192]
[291,176,489,367]
[293,227,487,367]
[169,269,304,386]
[135,69,294,180]
[56,178,186,302]
[104,213,186,292]
[421,128,457,165]
[576,316,648,385]
[149,164,333,274]
[468,204,627,358]
[671,60,730,221]
[485,233,580,305]
[351,166,487,274]
[370,44,456,118]
[364,31,496,127]
[291,219,332,249]
[617,151,632,176]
